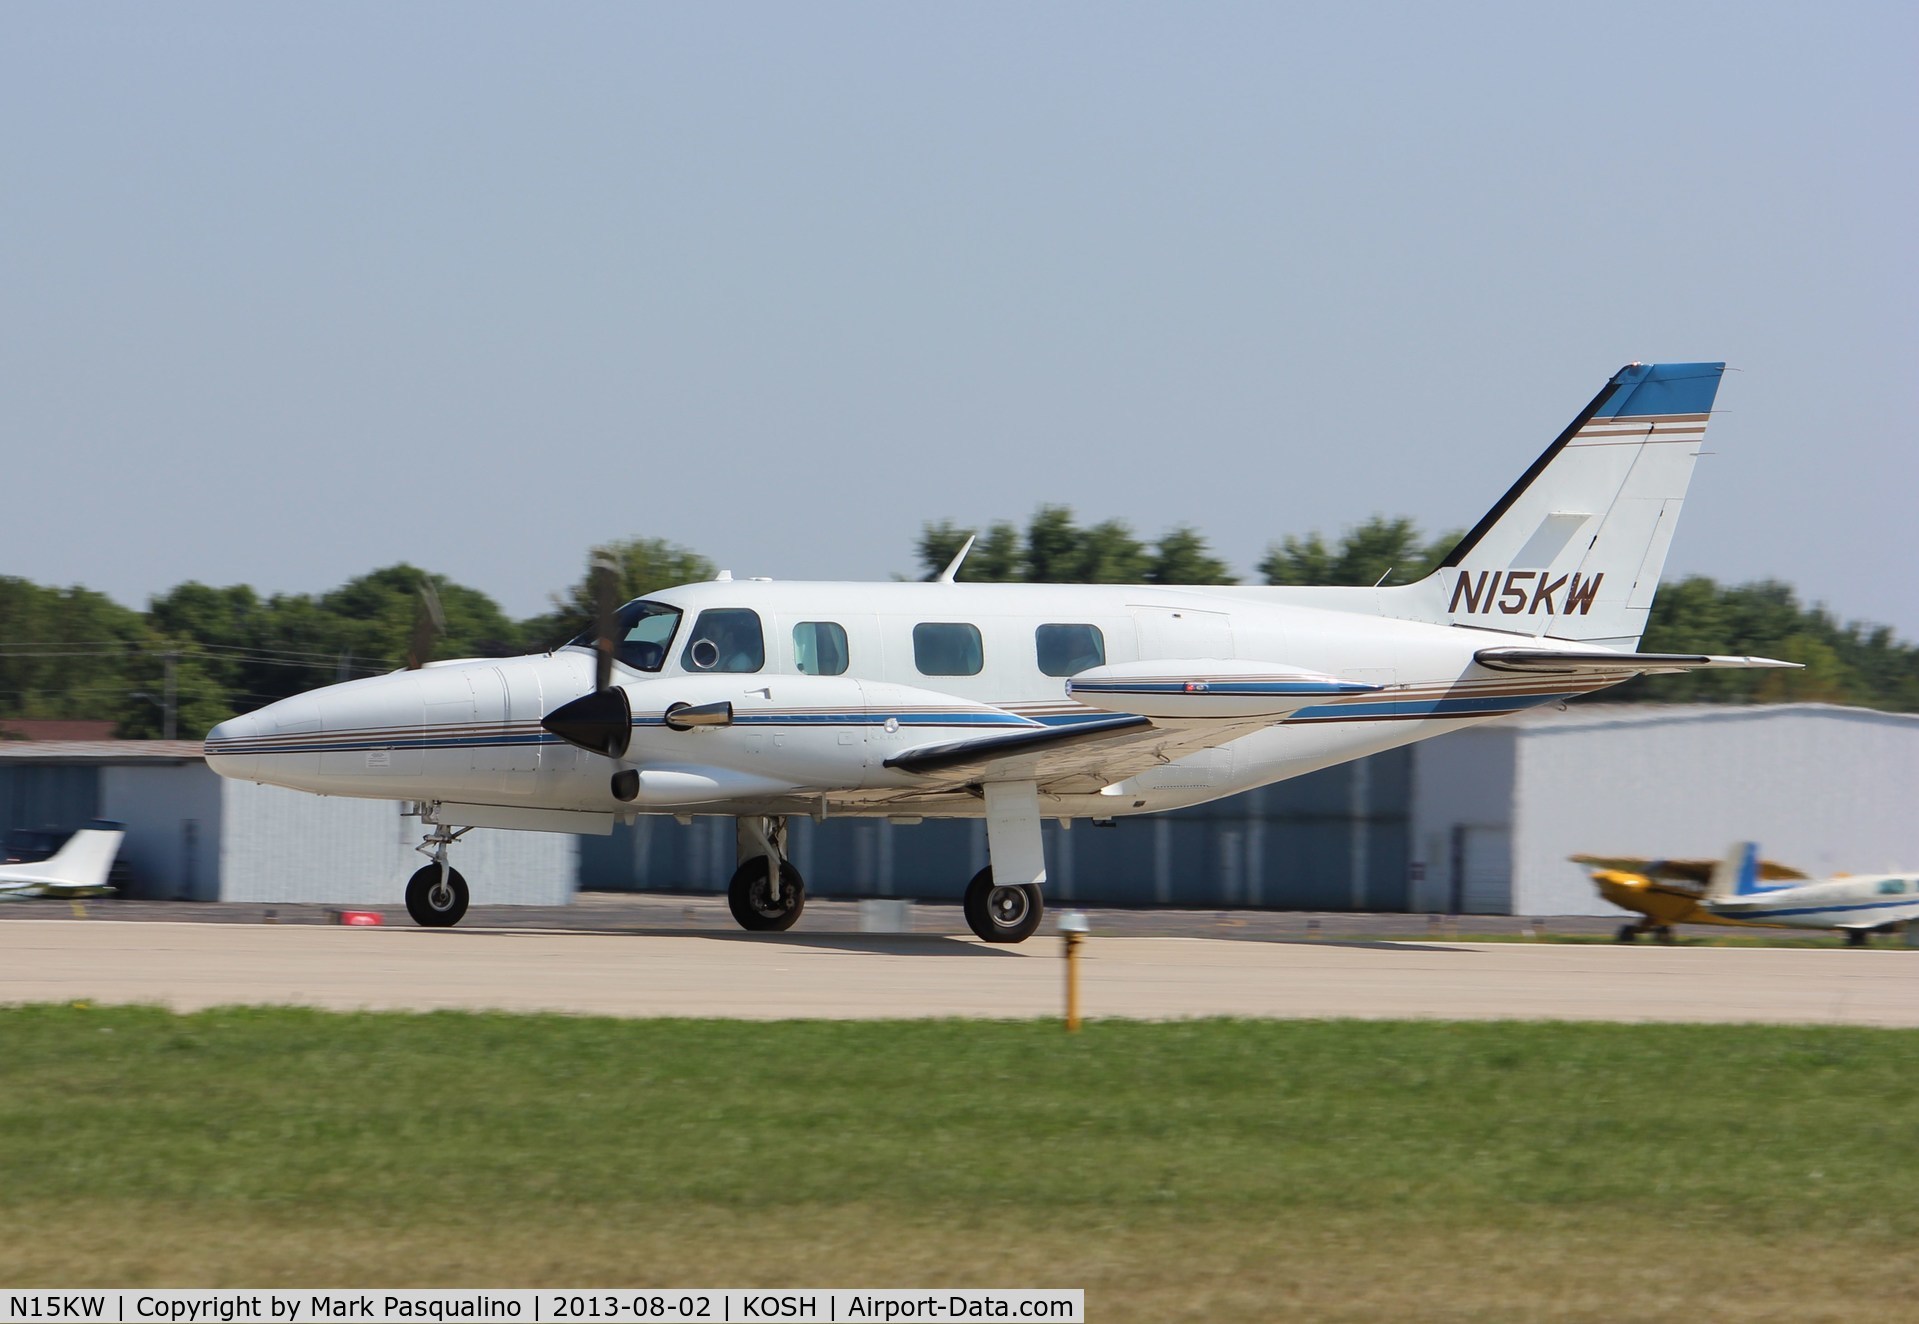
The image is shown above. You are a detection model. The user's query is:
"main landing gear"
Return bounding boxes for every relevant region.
[406,823,472,927]
[961,781,1048,944]
[1614,921,1676,944]
[729,816,805,932]
[721,782,1053,945]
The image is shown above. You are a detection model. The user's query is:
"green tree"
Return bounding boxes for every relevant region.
[914,521,1026,582]
[1259,516,1456,587]
[524,538,716,649]
[0,578,146,725]
[1148,527,1235,585]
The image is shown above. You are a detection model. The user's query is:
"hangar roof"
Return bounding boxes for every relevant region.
[1511,701,1919,733]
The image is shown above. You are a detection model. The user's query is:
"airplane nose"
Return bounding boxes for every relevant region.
[203,712,261,780]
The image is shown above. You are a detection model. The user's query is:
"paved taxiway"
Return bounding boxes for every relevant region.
[3,917,1914,1025]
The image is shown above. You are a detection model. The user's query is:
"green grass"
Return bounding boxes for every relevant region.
[3,1007,1917,1321]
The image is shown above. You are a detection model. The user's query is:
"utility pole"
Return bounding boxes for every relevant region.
[162,651,177,741]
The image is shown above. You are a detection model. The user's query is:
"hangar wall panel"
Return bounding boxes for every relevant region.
[1407,727,1517,913]
[101,763,226,900]
[1508,706,1919,915]
[217,782,574,906]
[0,764,100,840]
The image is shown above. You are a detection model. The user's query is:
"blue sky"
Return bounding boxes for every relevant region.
[4,3,1914,637]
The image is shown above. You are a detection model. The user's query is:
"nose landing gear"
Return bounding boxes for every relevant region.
[406,823,472,927]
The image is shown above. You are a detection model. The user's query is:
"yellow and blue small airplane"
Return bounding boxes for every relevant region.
[1571,852,1805,942]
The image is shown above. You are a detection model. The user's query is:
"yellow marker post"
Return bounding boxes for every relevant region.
[1059,910,1089,1032]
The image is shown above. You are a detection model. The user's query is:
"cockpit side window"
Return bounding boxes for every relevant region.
[567,600,681,674]
[793,621,849,676]
[682,608,765,673]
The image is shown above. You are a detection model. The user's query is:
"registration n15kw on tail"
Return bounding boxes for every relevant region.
[205,363,1793,941]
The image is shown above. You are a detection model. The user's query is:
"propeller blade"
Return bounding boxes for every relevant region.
[590,551,620,691]
[405,580,447,671]
[541,687,633,759]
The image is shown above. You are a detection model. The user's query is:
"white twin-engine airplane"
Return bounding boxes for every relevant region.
[206,362,1794,941]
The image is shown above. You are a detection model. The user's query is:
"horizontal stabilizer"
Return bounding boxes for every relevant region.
[885,715,1152,777]
[1475,648,1799,677]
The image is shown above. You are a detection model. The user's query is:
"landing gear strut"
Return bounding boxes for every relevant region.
[407,823,471,927]
[728,816,805,932]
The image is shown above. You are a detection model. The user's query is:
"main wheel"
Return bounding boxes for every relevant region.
[963,866,1044,944]
[405,864,469,927]
[1845,929,1870,947]
[728,857,806,932]
[1615,923,1638,944]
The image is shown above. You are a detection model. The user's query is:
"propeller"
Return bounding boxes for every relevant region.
[541,550,633,759]
[405,580,446,671]
[590,550,620,693]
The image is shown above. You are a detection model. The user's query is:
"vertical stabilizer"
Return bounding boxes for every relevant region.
[1426,362,1724,649]
[9,825,125,890]
[1705,841,1762,901]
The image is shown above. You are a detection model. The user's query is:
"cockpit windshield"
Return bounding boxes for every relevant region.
[566,599,682,673]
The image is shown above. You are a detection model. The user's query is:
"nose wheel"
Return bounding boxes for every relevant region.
[727,856,806,932]
[406,864,470,927]
[406,819,472,927]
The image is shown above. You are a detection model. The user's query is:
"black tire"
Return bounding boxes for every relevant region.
[1845,929,1869,947]
[1615,923,1638,944]
[405,864,469,927]
[963,866,1044,944]
[1654,926,1677,945]
[728,857,806,932]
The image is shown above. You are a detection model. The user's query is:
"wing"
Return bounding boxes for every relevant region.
[884,711,1285,796]
[1477,648,1798,677]
[1570,854,1811,884]
[882,659,1374,796]
[886,709,1289,794]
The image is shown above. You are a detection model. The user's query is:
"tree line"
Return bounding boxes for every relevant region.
[3,515,1914,739]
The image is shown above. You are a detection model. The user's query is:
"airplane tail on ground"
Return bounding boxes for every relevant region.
[1705,841,1764,901]
[0,824,125,893]
[1412,362,1726,650]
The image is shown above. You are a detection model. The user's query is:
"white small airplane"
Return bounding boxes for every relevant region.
[1704,843,1919,945]
[0,824,125,898]
[206,361,1795,941]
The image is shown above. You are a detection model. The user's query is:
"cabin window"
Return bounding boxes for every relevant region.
[913,622,984,676]
[568,599,681,673]
[681,608,765,673]
[1877,879,1907,895]
[1036,623,1106,677]
[792,621,849,676]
